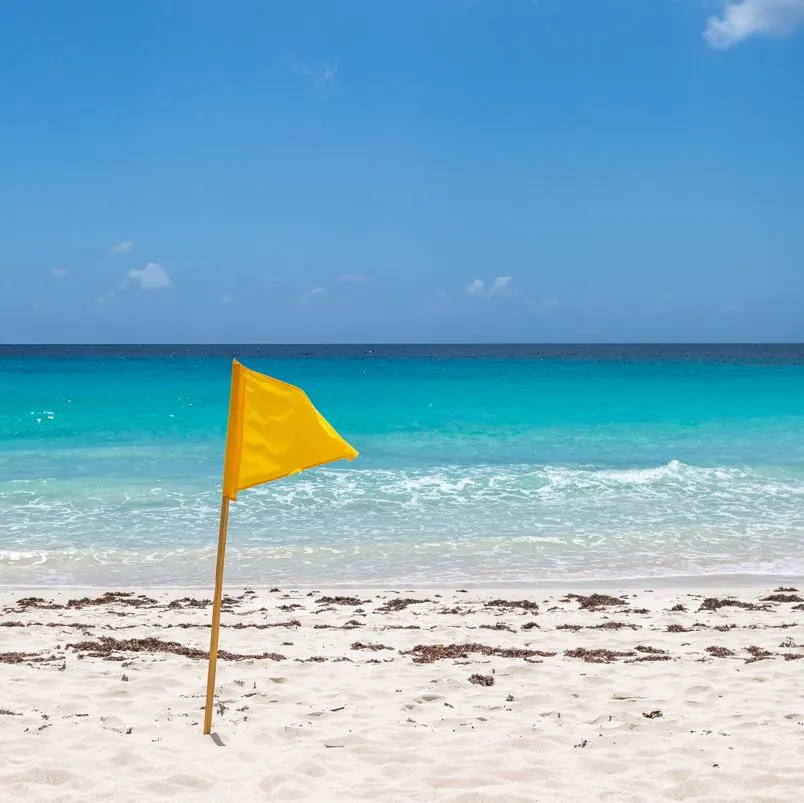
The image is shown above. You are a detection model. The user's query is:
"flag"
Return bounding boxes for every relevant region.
[222,359,358,500]
[204,358,358,735]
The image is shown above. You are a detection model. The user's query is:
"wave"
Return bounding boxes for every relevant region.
[2,461,804,585]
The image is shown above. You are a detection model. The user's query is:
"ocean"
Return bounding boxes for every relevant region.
[1,344,803,587]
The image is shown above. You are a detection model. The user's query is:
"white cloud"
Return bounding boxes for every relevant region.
[110,241,134,255]
[321,62,338,85]
[292,60,338,92]
[535,297,559,312]
[128,262,171,290]
[301,286,327,305]
[705,0,804,48]
[338,273,368,282]
[50,268,69,277]
[466,276,514,297]
[220,295,235,304]
[490,275,513,296]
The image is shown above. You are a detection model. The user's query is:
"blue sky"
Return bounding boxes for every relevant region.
[2,0,803,343]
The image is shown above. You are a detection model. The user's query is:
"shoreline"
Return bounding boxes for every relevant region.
[4,572,804,592]
[2,583,803,800]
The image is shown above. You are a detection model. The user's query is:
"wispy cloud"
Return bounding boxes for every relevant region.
[534,297,559,312]
[50,268,69,277]
[301,285,327,306]
[220,295,235,305]
[292,60,338,94]
[705,0,804,48]
[109,241,134,255]
[128,262,171,290]
[338,273,368,283]
[489,275,513,296]
[466,276,514,297]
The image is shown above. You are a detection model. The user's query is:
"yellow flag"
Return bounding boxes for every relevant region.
[222,360,358,500]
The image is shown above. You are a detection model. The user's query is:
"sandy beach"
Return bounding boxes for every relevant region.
[0,584,802,801]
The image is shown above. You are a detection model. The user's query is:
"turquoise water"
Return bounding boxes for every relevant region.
[2,345,804,586]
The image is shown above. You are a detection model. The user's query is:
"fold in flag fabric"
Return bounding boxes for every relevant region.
[222,359,358,500]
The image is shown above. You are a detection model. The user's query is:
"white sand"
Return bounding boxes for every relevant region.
[1,584,803,801]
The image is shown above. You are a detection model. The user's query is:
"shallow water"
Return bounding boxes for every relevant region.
[2,344,804,586]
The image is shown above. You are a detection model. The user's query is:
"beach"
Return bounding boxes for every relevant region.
[2,583,803,801]
[3,346,804,799]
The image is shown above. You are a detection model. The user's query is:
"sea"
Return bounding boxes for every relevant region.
[1,344,803,588]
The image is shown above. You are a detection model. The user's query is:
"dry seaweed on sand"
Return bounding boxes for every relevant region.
[706,646,735,658]
[562,593,626,611]
[590,621,639,631]
[761,593,804,603]
[744,645,773,663]
[669,604,687,612]
[468,673,494,687]
[382,624,422,630]
[779,638,804,649]
[227,619,300,629]
[484,599,539,613]
[376,598,430,613]
[627,654,672,662]
[774,587,799,593]
[315,596,363,606]
[167,597,211,609]
[697,597,769,612]
[10,597,62,612]
[66,636,284,662]
[627,642,671,662]
[564,647,636,663]
[666,624,692,633]
[642,710,663,719]
[405,642,555,665]
[480,623,516,633]
[0,651,52,665]
[350,642,393,652]
[67,592,159,609]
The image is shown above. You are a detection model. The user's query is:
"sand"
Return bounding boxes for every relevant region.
[1,583,803,802]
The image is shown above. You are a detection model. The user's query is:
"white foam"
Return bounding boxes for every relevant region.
[2,461,804,585]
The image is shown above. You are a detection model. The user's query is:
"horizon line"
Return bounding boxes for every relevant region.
[2,342,804,348]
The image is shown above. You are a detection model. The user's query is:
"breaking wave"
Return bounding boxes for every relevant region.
[2,460,804,585]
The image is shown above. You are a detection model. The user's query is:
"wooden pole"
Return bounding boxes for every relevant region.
[203,495,231,735]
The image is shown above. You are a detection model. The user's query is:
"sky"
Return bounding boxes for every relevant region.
[1,0,803,344]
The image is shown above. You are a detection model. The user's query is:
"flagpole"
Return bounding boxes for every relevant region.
[203,494,231,735]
